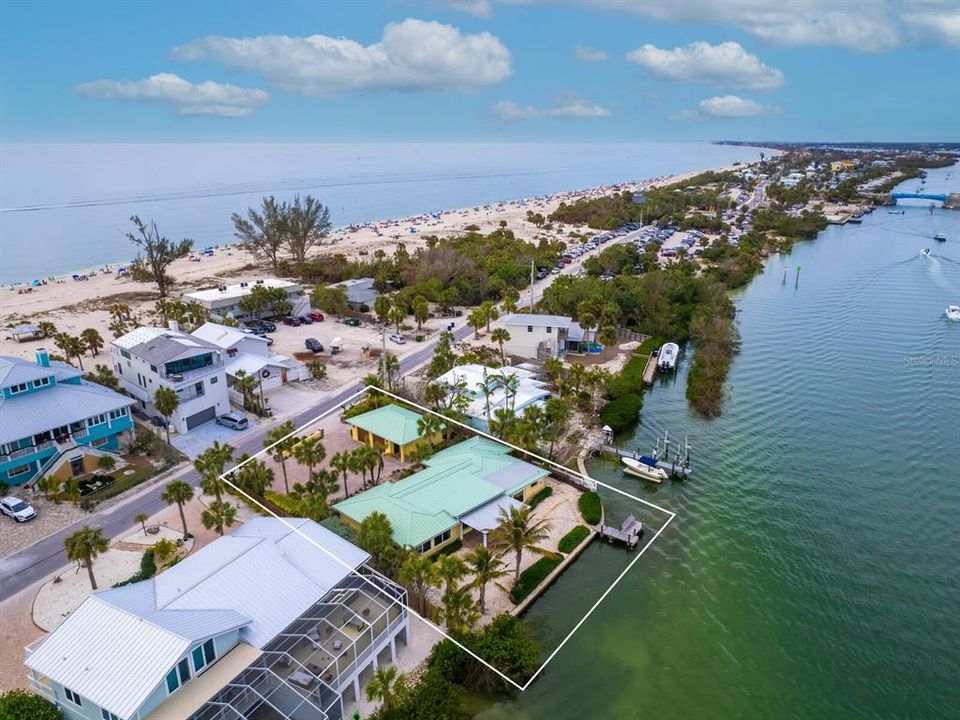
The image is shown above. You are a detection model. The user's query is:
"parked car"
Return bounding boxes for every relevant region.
[259,320,277,332]
[389,333,406,345]
[343,318,361,327]
[283,316,302,327]
[308,310,325,321]
[305,338,324,352]
[551,266,563,274]
[536,268,548,280]
[298,315,314,325]
[1,496,37,522]
[249,325,267,336]
[149,416,167,428]
[215,412,249,431]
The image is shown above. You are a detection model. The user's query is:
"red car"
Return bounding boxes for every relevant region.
[308,310,325,321]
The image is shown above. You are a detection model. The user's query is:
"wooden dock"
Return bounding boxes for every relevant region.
[642,352,658,385]
[596,514,644,548]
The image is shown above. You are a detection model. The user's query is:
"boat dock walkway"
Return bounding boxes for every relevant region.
[596,514,644,548]
[642,352,658,385]
[600,445,692,477]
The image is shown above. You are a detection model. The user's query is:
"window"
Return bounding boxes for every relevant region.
[192,645,206,673]
[109,408,127,420]
[150,364,157,373]
[8,464,32,478]
[120,349,130,359]
[417,540,432,554]
[203,638,216,664]
[527,325,533,332]
[8,382,28,394]
[92,437,108,447]
[34,376,51,388]
[192,638,217,673]
[64,688,83,707]
[165,656,193,694]
[545,326,552,334]
[433,529,452,546]
[210,376,218,384]
[89,414,107,426]
[101,709,121,720]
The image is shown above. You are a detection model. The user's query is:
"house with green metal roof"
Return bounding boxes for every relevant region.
[346,403,442,462]
[333,436,549,555]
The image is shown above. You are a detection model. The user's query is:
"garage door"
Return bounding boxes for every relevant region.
[185,406,216,430]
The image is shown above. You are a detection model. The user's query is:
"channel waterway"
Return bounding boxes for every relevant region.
[479,164,960,719]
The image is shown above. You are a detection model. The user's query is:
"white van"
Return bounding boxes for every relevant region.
[330,337,343,354]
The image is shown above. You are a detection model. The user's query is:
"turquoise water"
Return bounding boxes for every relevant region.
[479,166,960,719]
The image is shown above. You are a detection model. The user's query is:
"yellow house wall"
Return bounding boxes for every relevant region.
[521,478,547,502]
[422,523,462,557]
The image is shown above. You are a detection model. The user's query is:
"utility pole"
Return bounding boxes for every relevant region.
[529,258,535,312]
[380,324,388,388]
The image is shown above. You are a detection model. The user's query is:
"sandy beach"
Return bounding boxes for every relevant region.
[0,164,737,363]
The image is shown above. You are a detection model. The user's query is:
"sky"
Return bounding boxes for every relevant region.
[1,0,958,143]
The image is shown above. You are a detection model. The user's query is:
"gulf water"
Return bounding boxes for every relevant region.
[0,142,763,284]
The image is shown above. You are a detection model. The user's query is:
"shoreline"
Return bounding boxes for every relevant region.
[1,163,741,290]
[0,161,744,361]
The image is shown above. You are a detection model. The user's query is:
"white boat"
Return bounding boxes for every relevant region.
[657,342,679,371]
[622,457,669,483]
[920,248,931,257]
[934,233,946,242]
[946,305,960,322]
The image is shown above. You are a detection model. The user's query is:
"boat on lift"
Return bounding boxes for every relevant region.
[657,342,679,371]
[621,456,669,483]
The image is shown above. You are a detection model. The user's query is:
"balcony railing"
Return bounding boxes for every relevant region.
[1,440,55,464]
[161,360,223,384]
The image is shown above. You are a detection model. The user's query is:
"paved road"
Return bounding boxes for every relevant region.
[0,235,609,602]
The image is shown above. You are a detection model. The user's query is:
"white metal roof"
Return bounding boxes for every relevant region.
[434,364,551,422]
[183,278,301,304]
[191,322,269,350]
[26,518,369,719]
[224,353,268,378]
[502,313,572,329]
[460,495,526,532]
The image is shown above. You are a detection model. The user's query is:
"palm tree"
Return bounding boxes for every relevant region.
[477,370,494,428]
[597,324,618,348]
[161,480,194,538]
[499,371,520,412]
[398,553,439,615]
[357,511,394,566]
[567,362,586,393]
[366,666,407,713]
[382,352,400,391]
[436,554,468,595]
[437,586,479,635]
[480,300,498,333]
[501,289,519,314]
[467,545,508,614]
[194,441,234,502]
[153,538,178,567]
[292,436,326,478]
[543,356,563,386]
[265,421,297,494]
[64,526,109,590]
[490,327,510,363]
[235,457,274,497]
[544,396,573,459]
[416,414,444,448]
[412,296,430,331]
[387,304,406,335]
[201,500,237,536]
[373,295,392,325]
[135,512,149,535]
[467,308,485,339]
[232,369,260,411]
[492,505,553,584]
[153,386,179,444]
[329,450,352,500]
[56,333,86,370]
[80,328,104,358]
[37,320,57,338]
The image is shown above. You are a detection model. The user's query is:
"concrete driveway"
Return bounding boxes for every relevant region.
[172,418,253,459]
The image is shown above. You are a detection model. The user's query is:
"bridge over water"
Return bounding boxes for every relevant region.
[890,191,960,209]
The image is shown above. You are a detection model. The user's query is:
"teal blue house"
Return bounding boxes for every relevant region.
[0,349,135,486]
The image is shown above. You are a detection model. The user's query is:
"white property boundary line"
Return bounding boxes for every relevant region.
[217,385,676,692]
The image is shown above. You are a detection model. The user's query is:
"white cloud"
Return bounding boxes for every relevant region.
[74,73,269,117]
[676,94,782,120]
[479,1,959,52]
[172,19,511,96]
[901,10,960,47]
[573,45,608,62]
[435,0,493,18]
[626,41,784,91]
[493,97,610,120]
